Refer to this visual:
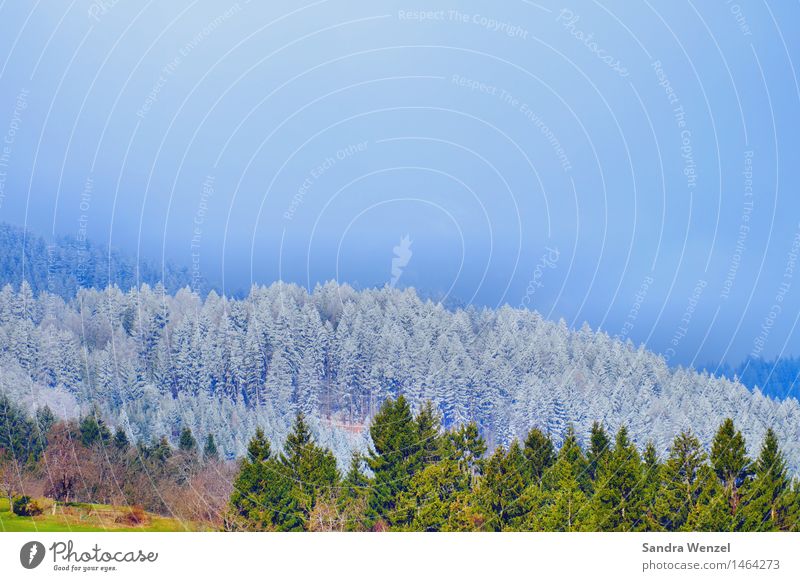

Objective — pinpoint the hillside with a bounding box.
[0,222,192,299]
[0,279,798,473]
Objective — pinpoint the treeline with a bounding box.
[708,356,800,400]
[0,394,233,526]
[4,391,799,532]
[228,396,800,532]
[0,222,192,299]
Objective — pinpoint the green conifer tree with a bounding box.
[587,421,611,482]
[655,430,708,531]
[539,426,590,531]
[279,413,340,530]
[178,426,197,453]
[740,428,794,531]
[477,441,529,530]
[592,426,645,531]
[228,428,293,530]
[710,418,751,523]
[641,442,663,531]
[366,396,420,527]
[522,427,555,486]
[203,433,219,461]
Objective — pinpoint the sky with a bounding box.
[0,0,798,367]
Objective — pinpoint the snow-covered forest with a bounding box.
[1,279,799,473]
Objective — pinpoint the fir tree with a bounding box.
[338,453,370,531]
[228,428,293,530]
[450,421,486,487]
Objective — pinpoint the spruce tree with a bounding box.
[655,430,708,531]
[279,413,340,530]
[522,427,555,485]
[641,442,662,530]
[539,426,590,531]
[710,418,750,523]
[113,427,129,451]
[366,396,420,527]
[203,434,219,461]
[741,428,794,531]
[229,428,293,530]
[587,421,611,482]
[178,426,197,453]
[592,426,645,531]
[338,454,370,531]
[477,441,528,530]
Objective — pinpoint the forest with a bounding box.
[2,393,798,531]
[0,278,798,472]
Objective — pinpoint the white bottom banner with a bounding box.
[1,532,797,580]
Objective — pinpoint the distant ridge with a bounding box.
[0,222,192,298]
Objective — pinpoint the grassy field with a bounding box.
[0,497,205,532]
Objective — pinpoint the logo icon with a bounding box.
[390,235,413,287]
[19,541,46,569]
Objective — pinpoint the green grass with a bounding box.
[0,497,205,532]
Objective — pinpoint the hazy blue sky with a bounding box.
[0,1,798,367]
